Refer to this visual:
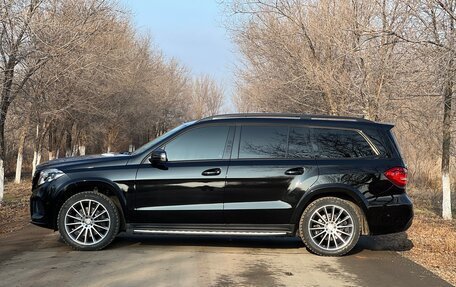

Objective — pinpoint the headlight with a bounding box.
[38,169,65,186]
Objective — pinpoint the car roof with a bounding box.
[196,113,393,129]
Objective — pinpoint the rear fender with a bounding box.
[291,184,369,225]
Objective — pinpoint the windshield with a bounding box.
[131,121,195,155]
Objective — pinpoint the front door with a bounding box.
[134,124,234,224]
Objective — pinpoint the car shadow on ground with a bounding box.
[105,232,413,254]
[349,232,413,255]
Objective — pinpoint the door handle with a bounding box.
[285,167,305,175]
[202,168,222,176]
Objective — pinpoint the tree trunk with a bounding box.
[0,67,14,204]
[48,151,55,161]
[65,130,72,157]
[72,144,78,156]
[36,150,41,166]
[79,145,86,156]
[31,124,40,176]
[441,75,453,220]
[0,159,4,204]
[15,123,28,183]
[32,150,38,176]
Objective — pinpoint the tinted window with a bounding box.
[164,126,229,161]
[363,128,391,158]
[288,127,313,158]
[239,126,288,159]
[313,128,375,158]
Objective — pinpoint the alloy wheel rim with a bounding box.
[308,204,354,251]
[64,199,111,246]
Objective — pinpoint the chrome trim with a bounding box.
[224,201,292,210]
[135,200,292,211]
[133,229,287,236]
[135,203,223,211]
[358,130,380,156]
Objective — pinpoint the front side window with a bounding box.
[313,128,375,159]
[164,126,230,161]
[239,125,288,159]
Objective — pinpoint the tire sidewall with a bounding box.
[299,197,361,256]
[58,191,120,251]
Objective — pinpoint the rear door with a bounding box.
[224,123,318,224]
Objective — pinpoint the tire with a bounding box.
[57,191,120,251]
[299,197,361,256]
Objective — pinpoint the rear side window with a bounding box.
[288,127,313,158]
[313,128,375,159]
[239,126,288,159]
[363,128,391,158]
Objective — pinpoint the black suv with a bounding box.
[30,113,413,256]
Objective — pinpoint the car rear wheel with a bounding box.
[299,197,361,256]
[58,191,120,251]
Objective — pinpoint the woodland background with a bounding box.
[0,0,455,220]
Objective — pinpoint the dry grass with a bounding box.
[399,188,456,285]
[0,182,30,238]
[401,210,456,285]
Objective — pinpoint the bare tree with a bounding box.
[189,75,224,119]
[389,0,455,219]
[0,0,119,203]
[226,0,454,219]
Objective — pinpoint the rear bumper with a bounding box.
[366,193,413,235]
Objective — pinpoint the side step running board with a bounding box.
[133,229,288,236]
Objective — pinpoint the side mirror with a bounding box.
[149,149,168,165]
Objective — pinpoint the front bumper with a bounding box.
[30,183,57,230]
[366,193,413,235]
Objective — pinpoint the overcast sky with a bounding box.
[120,0,237,111]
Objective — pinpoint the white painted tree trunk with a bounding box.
[72,145,78,156]
[79,145,86,156]
[14,152,23,183]
[48,151,55,161]
[56,149,60,159]
[31,149,42,176]
[0,159,4,205]
[442,172,452,220]
[37,151,41,166]
[15,120,28,183]
[32,150,38,176]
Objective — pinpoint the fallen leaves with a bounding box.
[0,182,31,238]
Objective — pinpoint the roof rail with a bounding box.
[198,113,371,123]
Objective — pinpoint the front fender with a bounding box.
[51,178,128,227]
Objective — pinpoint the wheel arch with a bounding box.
[291,184,370,235]
[52,178,127,231]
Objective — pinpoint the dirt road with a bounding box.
[0,224,451,287]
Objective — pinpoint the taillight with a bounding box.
[384,167,407,187]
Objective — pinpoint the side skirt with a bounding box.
[127,223,296,237]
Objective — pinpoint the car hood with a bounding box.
[36,153,131,172]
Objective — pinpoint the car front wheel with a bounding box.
[299,197,361,256]
[57,191,120,251]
